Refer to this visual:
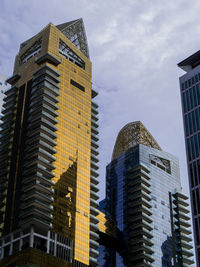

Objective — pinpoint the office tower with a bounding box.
[178,52,200,266]
[0,19,99,267]
[98,121,194,266]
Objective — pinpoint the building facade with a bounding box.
[98,121,194,266]
[178,52,200,266]
[0,19,99,267]
[0,73,9,110]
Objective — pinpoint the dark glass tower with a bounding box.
[97,121,194,266]
[178,52,200,266]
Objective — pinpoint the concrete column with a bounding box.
[0,239,4,260]
[9,233,13,255]
[19,231,23,251]
[47,230,50,254]
[29,226,34,248]
[54,233,57,256]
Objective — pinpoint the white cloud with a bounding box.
[1,0,200,202]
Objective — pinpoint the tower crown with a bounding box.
[56,18,89,58]
[112,121,161,159]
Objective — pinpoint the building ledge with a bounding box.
[6,73,21,85]
[178,50,200,72]
[35,53,61,66]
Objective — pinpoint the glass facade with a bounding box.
[0,19,99,267]
[178,55,200,266]
[98,122,194,266]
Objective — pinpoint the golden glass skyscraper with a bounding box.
[0,19,99,267]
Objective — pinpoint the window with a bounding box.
[70,79,85,92]
[20,38,42,64]
[149,154,171,174]
[59,39,85,69]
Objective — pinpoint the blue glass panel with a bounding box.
[186,90,190,111]
[191,136,196,159]
[188,112,193,135]
[192,77,195,85]
[184,114,189,136]
[193,86,197,107]
[183,92,187,113]
[197,84,200,105]
[187,138,192,161]
[189,89,194,109]
[192,111,197,133]
[195,134,199,157]
[190,164,194,188]
[195,109,200,131]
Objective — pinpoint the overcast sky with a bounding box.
[1,0,200,200]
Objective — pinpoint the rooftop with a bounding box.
[178,50,200,72]
[112,121,161,160]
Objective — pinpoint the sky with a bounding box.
[1,0,200,201]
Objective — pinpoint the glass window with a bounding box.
[192,111,197,132]
[190,163,194,188]
[195,134,199,157]
[193,86,197,107]
[185,80,188,89]
[187,138,192,161]
[191,136,196,159]
[181,83,185,90]
[184,114,189,136]
[194,162,199,186]
[186,90,190,111]
[195,218,199,244]
[183,92,187,113]
[195,74,199,83]
[188,112,193,135]
[197,84,200,105]
[192,76,195,85]
[189,88,194,109]
[189,79,191,87]
[196,109,200,131]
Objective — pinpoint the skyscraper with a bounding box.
[0,19,99,267]
[178,52,200,266]
[98,121,194,266]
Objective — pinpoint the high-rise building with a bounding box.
[98,121,194,266]
[0,19,99,267]
[178,52,200,266]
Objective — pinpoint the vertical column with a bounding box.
[29,226,34,248]
[19,230,23,251]
[54,233,57,256]
[9,233,13,255]
[47,230,50,254]
[0,239,4,260]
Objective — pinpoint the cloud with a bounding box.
[1,0,200,201]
